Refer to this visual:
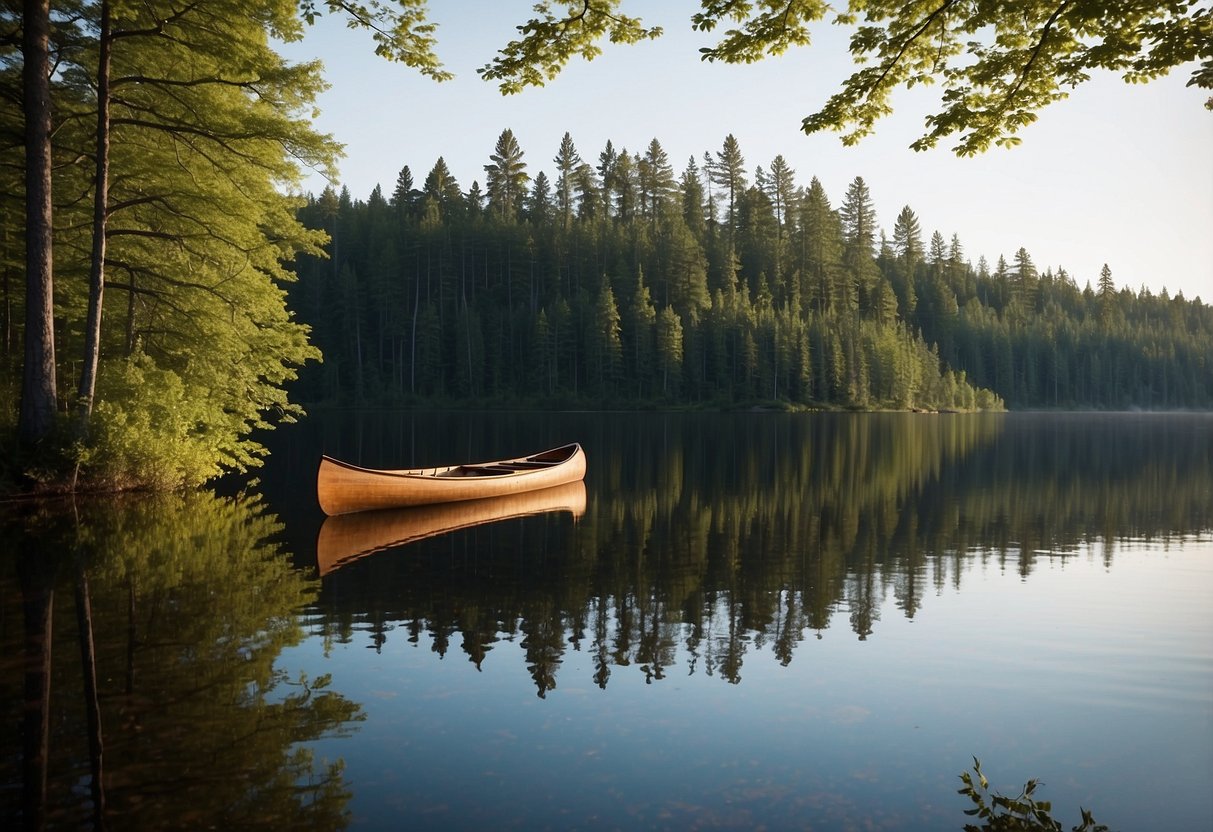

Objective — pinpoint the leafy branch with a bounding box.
[958,758,1110,832]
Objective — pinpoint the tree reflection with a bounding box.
[303,413,1212,695]
[0,494,363,829]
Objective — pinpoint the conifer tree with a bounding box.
[393,166,417,209]
[890,205,921,317]
[597,140,619,219]
[422,157,462,217]
[680,156,707,241]
[655,305,684,396]
[1098,263,1116,328]
[626,267,657,393]
[711,134,747,241]
[553,132,582,230]
[840,176,880,312]
[639,138,676,224]
[797,178,847,315]
[484,128,529,221]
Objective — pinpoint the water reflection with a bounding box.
[317,481,587,575]
[302,413,1213,695]
[0,494,363,829]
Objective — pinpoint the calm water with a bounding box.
[2,412,1211,830]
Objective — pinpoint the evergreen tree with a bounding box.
[680,156,707,240]
[839,176,880,314]
[597,140,619,219]
[798,178,848,315]
[553,131,582,229]
[711,134,747,241]
[655,305,684,396]
[422,157,462,218]
[613,150,638,222]
[527,171,553,225]
[392,165,418,209]
[626,267,657,394]
[1013,246,1038,314]
[484,128,529,221]
[639,138,676,223]
[890,205,921,317]
[1098,263,1116,328]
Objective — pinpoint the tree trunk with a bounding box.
[77,0,112,425]
[124,275,136,355]
[3,216,11,362]
[19,0,57,448]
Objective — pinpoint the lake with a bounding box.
[2,411,1211,830]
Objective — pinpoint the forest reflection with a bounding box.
[308,413,1213,696]
[0,494,362,830]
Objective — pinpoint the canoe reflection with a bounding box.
[316,480,587,575]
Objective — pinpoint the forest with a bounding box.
[290,128,1212,411]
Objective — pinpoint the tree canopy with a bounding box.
[473,1,1211,155]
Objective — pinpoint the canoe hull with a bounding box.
[317,443,586,515]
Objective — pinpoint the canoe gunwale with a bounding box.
[318,442,580,482]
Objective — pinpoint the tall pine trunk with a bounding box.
[19,0,57,448]
[77,0,112,425]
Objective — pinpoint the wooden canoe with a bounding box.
[316,442,586,516]
[316,480,587,575]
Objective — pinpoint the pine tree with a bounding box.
[392,165,417,209]
[422,157,462,218]
[839,176,880,314]
[613,150,638,222]
[766,155,796,231]
[527,171,553,224]
[890,205,921,317]
[1013,246,1038,314]
[655,305,684,396]
[626,267,657,394]
[798,178,848,315]
[553,132,582,230]
[711,134,747,242]
[680,156,707,240]
[597,140,619,219]
[639,138,676,223]
[484,128,529,221]
[1098,263,1116,328]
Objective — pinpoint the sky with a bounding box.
[277,4,1213,303]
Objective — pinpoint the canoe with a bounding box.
[316,480,587,575]
[316,442,586,515]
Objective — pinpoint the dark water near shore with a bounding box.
[3,411,1211,830]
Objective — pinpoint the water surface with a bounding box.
[3,412,1211,830]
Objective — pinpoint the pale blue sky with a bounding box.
[278,4,1213,302]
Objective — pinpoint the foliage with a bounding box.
[478,0,662,94]
[959,758,1110,832]
[290,129,1212,411]
[475,1,1212,155]
[0,1,331,490]
[297,0,451,75]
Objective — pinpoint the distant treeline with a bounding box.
[290,130,1211,410]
